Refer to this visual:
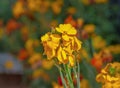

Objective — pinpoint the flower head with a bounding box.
[41,24,82,66]
[56,24,77,35]
[96,62,120,88]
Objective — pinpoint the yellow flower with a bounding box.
[52,82,63,88]
[4,60,14,69]
[96,62,120,88]
[27,0,50,13]
[25,39,35,55]
[107,45,120,54]
[41,24,82,66]
[51,0,63,14]
[83,24,95,34]
[56,24,82,51]
[41,33,61,59]
[33,69,42,79]
[0,28,4,39]
[80,79,91,88]
[81,0,90,5]
[29,53,41,65]
[12,1,25,18]
[95,0,108,4]
[42,59,54,70]
[92,35,106,49]
[56,24,77,35]
[67,7,76,15]
[77,18,84,28]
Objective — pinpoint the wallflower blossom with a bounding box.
[107,45,120,54]
[92,35,106,49]
[95,0,108,4]
[12,1,25,18]
[41,24,82,66]
[27,0,50,13]
[96,62,120,88]
[83,24,95,34]
[51,0,63,14]
[64,15,77,28]
[42,59,54,70]
[32,69,50,81]
[41,33,61,59]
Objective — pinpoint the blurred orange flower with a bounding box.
[83,24,95,34]
[6,19,21,34]
[51,0,63,14]
[27,0,50,13]
[18,49,29,61]
[64,15,77,28]
[12,0,26,18]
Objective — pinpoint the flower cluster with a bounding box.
[41,24,82,66]
[96,62,120,88]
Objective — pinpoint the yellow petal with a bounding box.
[69,55,75,66]
[62,34,70,41]
[74,37,82,51]
[57,47,63,63]
[61,49,67,62]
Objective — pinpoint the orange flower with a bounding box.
[64,15,77,28]
[18,49,29,61]
[51,0,63,14]
[83,24,95,34]
[12,0,25,18]
[6,19,21,34]
[27,0,50,13]
[77,18,84,28]
[91,53,103,72]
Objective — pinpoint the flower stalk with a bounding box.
[41,24,82,88]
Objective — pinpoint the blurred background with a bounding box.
[0,0,120,88]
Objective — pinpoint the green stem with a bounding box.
[73,65,80,88]
[59,68,68,88]
[88,38,94,58]
[77,62,80,88]
[64,64,74,88]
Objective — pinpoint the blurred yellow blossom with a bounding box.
[83,24,95,34]
[21,26,29,41]
[27,0,50,13]
[77,18,84,28]
[95,0,108,4]
[25,39,35,55]
[80,79,91,88]
[33,69,50,81]
[42,59,54,70]
[92,35,106,49]
[4,60,14,69]
[33,69,43,79]
[51,0,63,14]
[12,1,25,18]
[0,28,4,39]
[67,7,76,15]
[96,62,120,88]
[81,0,91,5]
[29,53,41,65]
[107,45,120,54]
[50,20,58,28]
[52,82,63,88]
